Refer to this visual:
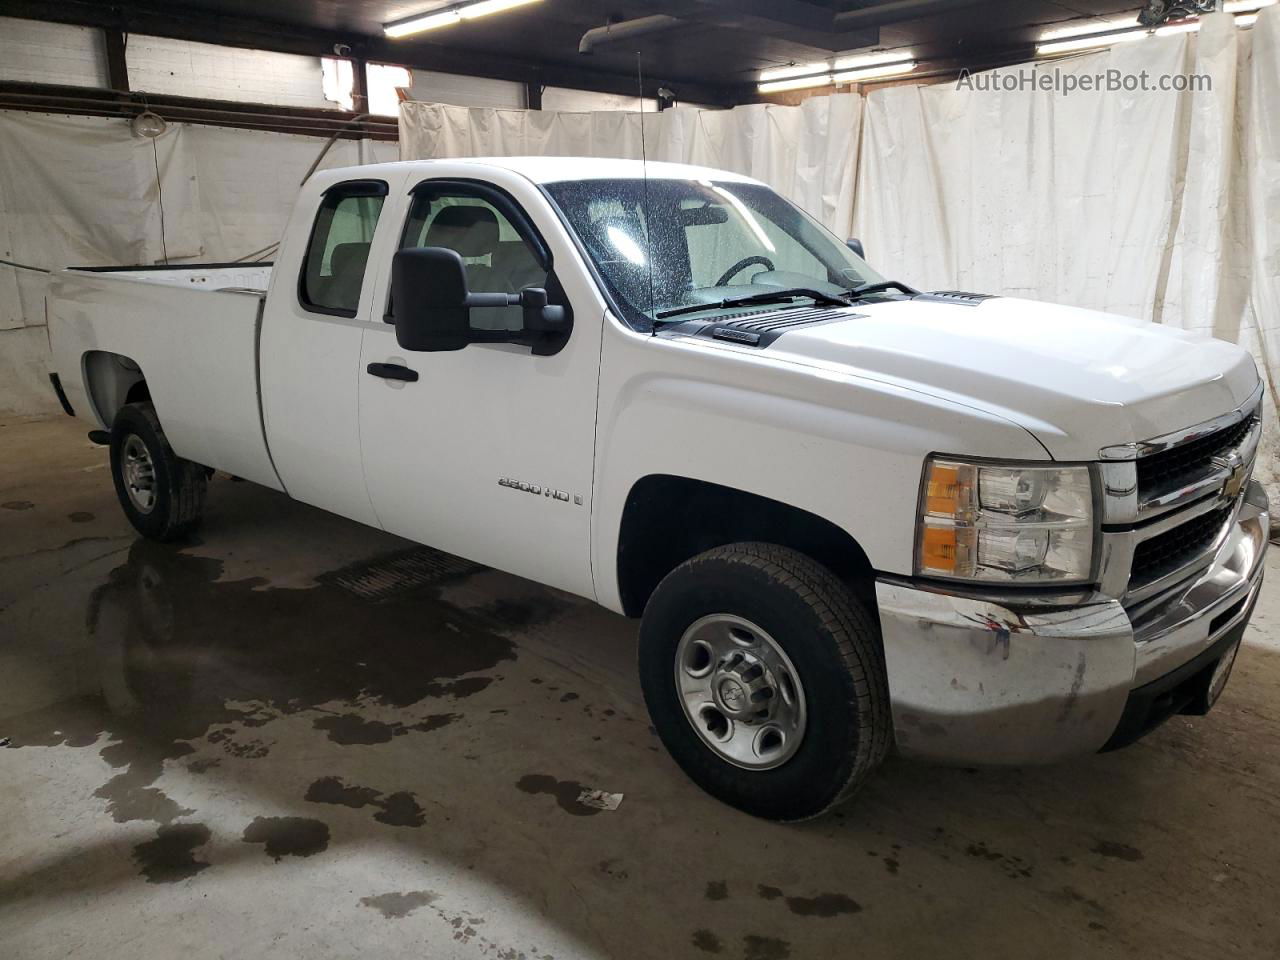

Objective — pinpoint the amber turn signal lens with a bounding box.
[925,463,961,516]
[920,524,957,573]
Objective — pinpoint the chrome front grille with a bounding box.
[1129,504,1233,589]
[1096,382,1263,606]
[1136,415,1256,502]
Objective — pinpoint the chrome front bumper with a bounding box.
[875,481,1269,764]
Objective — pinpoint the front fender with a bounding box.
[591,321,1048,613]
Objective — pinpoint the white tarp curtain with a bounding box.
[397,96,863,241]
[852,9,1280,496]
[0,111,395,413]
[4,3,1279,479]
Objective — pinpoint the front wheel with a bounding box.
[109,402,207,542]
[639,543,891,821]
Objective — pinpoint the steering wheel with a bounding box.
[715,256,775,287]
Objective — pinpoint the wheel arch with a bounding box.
[615,474,877,618]
[83,350,150,428]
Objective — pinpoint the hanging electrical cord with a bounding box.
[219,112,375,262]
[149,134,170,264]
[299,113,373,186]
[231,241,280,263]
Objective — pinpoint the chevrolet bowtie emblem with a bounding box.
[1214,451,1248,500]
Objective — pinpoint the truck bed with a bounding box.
[71,262,273,292]
[47,263,283,491]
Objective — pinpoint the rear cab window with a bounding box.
[299,179,388,317]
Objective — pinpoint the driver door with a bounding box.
[356,178,602,600]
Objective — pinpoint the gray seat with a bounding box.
[491,239,545,293]
[423,205,500,292]
[326,241,370,312]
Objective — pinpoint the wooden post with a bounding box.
[103,28,129,92]
[352,58,369,114]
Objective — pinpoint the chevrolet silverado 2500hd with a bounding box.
[46,157,1268,821]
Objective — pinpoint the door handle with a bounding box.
[367,362,419,382]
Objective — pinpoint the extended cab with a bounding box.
[46,157,1269,820]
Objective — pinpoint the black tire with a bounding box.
[639,543,891,821]
[109,402,207,542]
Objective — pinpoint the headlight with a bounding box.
[916,458,1095,584]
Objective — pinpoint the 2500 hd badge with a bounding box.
[498,476,582,505]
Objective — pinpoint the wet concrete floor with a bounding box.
[3,415,1280,959]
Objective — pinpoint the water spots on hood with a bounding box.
[2,500,34,510]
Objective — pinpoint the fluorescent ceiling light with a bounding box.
[1036,1,1271,53]
[385,9,460,36]
[460,0,541,19]
[758,74,837,93]
[1039,15,1139,42]
[758,58,917,93]
[759,49,913,84]
[832,49,915,71]
[1036,29,1148,56]
[384,0,540,37]
[758,61,830,82]
[831,60,917,84]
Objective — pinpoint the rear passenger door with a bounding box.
[260,178,391,526]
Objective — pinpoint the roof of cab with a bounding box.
[315,156,763,187]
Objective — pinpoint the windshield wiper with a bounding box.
[844,279,920,300]
[653,287,851,323]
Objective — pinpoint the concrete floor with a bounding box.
[3,416,1280,960]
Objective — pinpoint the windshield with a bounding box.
[543,178,885,331]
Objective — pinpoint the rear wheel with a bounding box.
[109,402,206,542]
[639,542,890,821]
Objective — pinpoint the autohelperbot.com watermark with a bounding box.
[957,66,1212,96]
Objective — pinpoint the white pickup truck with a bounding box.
[46,157,1268,821]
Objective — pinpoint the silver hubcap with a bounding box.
[674,614,807,770]
[121,435,156,514]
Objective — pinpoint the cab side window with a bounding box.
[398,191,547,331]
[300,182,387,316]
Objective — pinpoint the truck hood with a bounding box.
[763,296,1260,461]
